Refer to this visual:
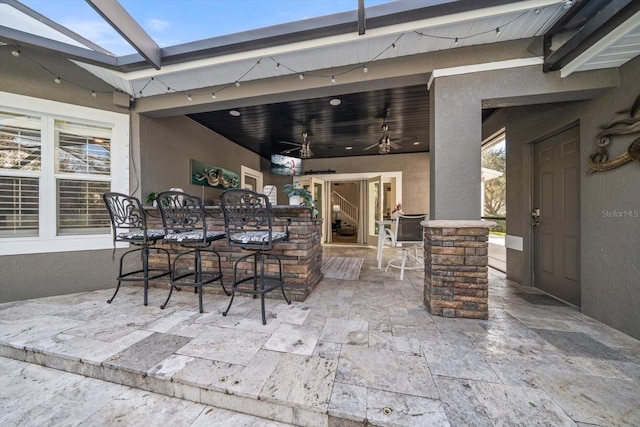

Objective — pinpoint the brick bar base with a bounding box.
[145,206,323,302]
[423,220,496,320]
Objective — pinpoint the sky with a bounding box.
[20,0,394,56]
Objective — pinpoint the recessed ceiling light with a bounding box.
[229,110,240,117]
[329,98,341,106]
[345,146,352,150]
[413,141,420,146]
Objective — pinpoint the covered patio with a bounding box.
[1,246,639,426]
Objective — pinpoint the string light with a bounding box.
[564,0,573,9]
[19,6,530,103]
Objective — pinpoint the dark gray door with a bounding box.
[532,126,580,305]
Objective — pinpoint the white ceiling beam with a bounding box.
[101,0,561,81]
[85,0,160,70]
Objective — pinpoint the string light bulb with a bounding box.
[11,50,20,57]
[454,37,459,47]
[299,73,304,80]
[275,62,280,69]
[235,81,241,87]
[187,94,193,101]
[331,75,336,84]
[211,92,216,99]
[392,43,397,50]
[363,65,368,73]
[54,77,61,84]
[564,0,573,9]
[495,27,501,37]
[91,91,97,98]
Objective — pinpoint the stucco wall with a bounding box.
[304,152,429,215]
[0,46,132,303]
[136,114,268,205]
[579,57,640,339]
[0,46,127,114]
[482,56,640,339]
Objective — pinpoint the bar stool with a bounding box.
[219,188,291,324]
[102,192,171,306]
[156,190,229,313]
[385,214,428,280]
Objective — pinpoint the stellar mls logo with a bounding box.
[601,209,639,218]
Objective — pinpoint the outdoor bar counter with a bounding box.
[145,205,323,302]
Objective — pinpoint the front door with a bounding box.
[532,126,580,305]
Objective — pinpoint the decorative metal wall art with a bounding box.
[588,94,640,173]
[190,159,240,189]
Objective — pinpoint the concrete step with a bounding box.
[0,356,296,426]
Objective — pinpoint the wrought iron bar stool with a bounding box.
[156,190,229,313]
[103,192,171,306]
[219,189,291,325]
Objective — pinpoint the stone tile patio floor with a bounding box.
[1,245,639,426]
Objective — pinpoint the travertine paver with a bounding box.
[0,245,639,426]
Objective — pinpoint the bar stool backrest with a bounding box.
[394,214,428,244]
[219,189,285,251]
[156,190,210,247]
[103,192,158,245]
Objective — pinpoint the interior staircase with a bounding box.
[332,191,358,226]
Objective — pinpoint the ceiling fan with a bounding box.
[364,124,402,154]
[279,131,313,158]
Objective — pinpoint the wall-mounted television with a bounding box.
[271,153,302,176]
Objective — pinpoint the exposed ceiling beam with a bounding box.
[85,0,161,70]
[1,0,113,55]
[358,0,366,35]
[543,0,640,72]
[0,26,118,66]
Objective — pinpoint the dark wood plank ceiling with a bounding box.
[187,85,430,159]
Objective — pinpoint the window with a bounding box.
[0,111,41,237]
[0,92,129,255]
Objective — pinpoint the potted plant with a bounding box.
[283,183,318,217]
[145,192,159,206]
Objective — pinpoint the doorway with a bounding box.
[532,126,580,306]
[298,172,402,246]
[331,181,360,244]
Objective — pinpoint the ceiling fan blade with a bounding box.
[389,141,402,150]
[279,141,302,146]
[363,143,378,150]
[281,147,300,154]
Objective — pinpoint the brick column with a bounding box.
[423,220,495,319]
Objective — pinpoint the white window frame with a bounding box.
[241,165,263,192]
[0,92,129,256]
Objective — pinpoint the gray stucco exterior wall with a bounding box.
[481,57,640,339]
